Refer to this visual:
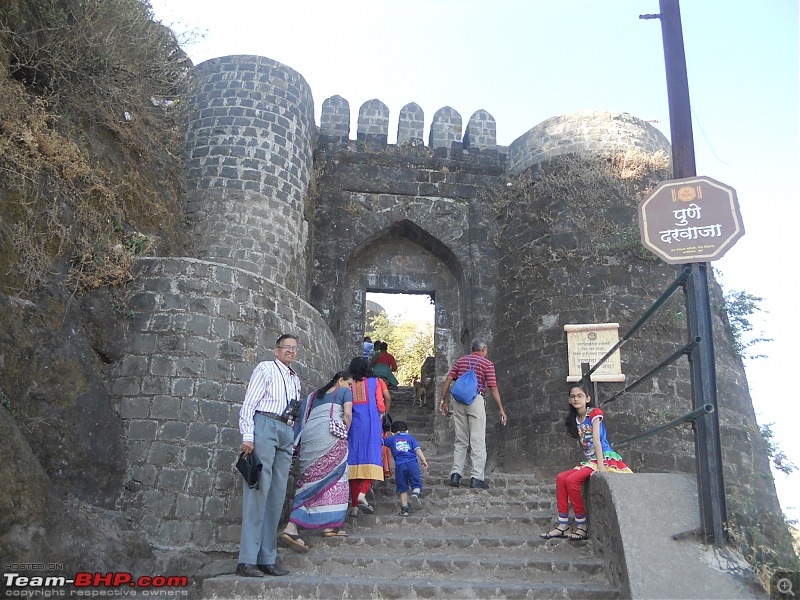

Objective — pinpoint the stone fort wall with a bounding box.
[107,54,784,556]
[182,56,315,296]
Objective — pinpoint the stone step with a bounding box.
[386,413,434,424]
[389,400,435,409]
[389,474,556,492]
[366,497,556,518]
[369,484,556,506]
[373,494,554,513]
[423,481,555,496]
[387,415,432,425]
[345,512,556,534]
[424,472,558,489]
[202,573,619,599]
[276,551,606,582]
[292,533,594,560]
[367,492,556,515]
[388,404,435,413]
[388,425,433,436]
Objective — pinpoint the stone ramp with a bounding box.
[200,387,620,599]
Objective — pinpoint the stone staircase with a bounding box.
[200,386,620,599]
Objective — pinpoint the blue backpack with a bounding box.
[450,356,482,405]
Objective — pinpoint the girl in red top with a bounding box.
[372,342,399,388]
[540,383,631,541]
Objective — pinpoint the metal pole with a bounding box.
[655,0,727,545]
[658,0,696,178]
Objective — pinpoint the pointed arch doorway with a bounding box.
[341,220,467,396]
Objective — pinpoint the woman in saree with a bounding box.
[347,357,391,517]
[279,371,353,552]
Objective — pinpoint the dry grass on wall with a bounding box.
[492,149,671,257]
[0,0,191,298]
[486,150,671,302]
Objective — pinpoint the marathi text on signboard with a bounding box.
[564,323,625,383]
[638,176,744,265]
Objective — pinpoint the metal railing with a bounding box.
[615,404,713,447]
[583,266,692,400]
[578,264,727,546]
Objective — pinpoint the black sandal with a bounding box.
[568,526,588,541]
[540,525,570,539]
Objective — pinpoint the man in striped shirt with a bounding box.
[236,334,302,578]
[439,337,507,490]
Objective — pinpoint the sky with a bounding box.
[149,0,800,523]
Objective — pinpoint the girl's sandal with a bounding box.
[568,526,589,541]
[540,525,570,539]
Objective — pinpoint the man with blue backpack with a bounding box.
[438,337,507,489]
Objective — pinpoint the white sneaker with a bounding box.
[411,492,423,508]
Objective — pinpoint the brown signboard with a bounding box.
[638,176,745,264]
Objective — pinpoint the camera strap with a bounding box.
[274,360,301,412]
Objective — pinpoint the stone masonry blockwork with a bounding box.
[114,257,340,551]
[183,55,315,294]
[105,53,787,558]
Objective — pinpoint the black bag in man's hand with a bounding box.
[236,451,262,489]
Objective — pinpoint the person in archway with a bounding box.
[371,341,399,389]
[363,336,374,359]
[439,337,507,489]
[369,340,381,364]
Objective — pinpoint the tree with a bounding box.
[721,290,772,360]
[366,311,434,386]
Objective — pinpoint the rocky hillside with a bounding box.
[0,0,207,585]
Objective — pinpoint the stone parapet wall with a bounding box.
[112,257,340,551]
[183,55,315,293]
[507,111,671,175]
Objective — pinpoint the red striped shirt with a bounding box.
[448,352,497,394]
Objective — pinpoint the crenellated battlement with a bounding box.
[319,96,502,160]
[318,95,669,170]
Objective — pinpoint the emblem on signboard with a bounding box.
[674,185,700,202]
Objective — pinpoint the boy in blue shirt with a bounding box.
[383,421,428,516]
